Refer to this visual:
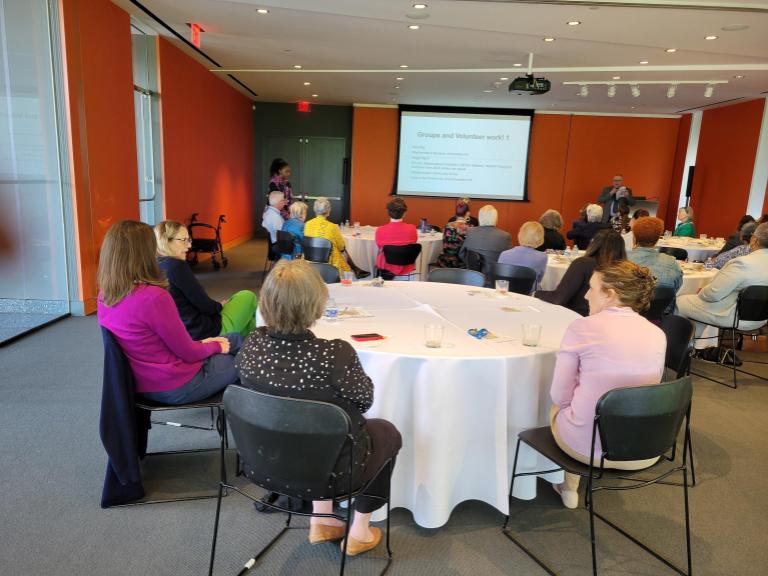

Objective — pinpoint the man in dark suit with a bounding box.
[597,175,635,223]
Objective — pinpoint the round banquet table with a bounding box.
[310,281,580,528]
[656,237,725,262]
[342,226,443,279]
[540,254,717,296]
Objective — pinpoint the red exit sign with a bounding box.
[189,23,203,48]
[297,101,311,113]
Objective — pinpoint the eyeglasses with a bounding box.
[172,237,192,244]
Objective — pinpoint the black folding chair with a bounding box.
[276,230,297,259]
[503,376,693,576]
[302,236,333,263]
[427,268,485,287]
[378,243,422,281]
[490,263,537,295]
[659,247,689,261]
[464,250,484,274]
[660,315,697,486]
[641,285,677,322]
[101,328,231,506]
[209,386,394,576]
[691,285,768,389]
[261,228,280,287]
[311,262,341,284]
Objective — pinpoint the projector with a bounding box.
[508,75,551,96]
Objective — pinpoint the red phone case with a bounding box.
[351,333,385,342]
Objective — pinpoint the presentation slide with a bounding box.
[395,108,533,201]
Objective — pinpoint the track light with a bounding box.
[630,84,640,97]
[579,84,589,97]
[607,84,616,98]
[667,84,677,98]
[704,84,714,97]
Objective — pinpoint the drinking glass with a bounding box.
[353,222,361,236]
[341,271,354,286]
[424,324,444,348]
[495,279,509,295]
[521,323,542,347]
[700,234,707,240]
[325,298,339,321]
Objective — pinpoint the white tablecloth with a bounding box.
[342,226,443,279]
[540,254,717,295]
[656,238,724,262]
[309,281,580,528]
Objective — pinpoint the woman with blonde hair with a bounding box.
[281,201,308,259]
[548,260,665,509]
[98,221,242,405]
[155,220,257,339]
[236,260,402,556]
[497,221,548,288]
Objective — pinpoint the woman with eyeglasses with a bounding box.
[155,220,257,339]
[98,220,242,406]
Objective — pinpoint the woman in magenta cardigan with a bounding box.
[549,260,666,509]
[97,220,242,405]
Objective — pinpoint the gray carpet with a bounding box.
[1,240,767,575]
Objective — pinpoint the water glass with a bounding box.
[521,323,542,347]
[700,233,708,240]
[353,222,361,236]
[495,279,509,295]
[424,324,444,348]
[663,230,672,239]
[341,271,354,286]
[325,298,339,320]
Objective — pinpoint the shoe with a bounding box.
[552,483,579,509]
[341,527,382,556]
[309,523,346,544]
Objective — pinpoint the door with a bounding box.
[302,137,347,223]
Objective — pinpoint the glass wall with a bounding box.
[0,0,70,342]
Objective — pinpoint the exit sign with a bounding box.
[189,23,203,48]
[297,101,311,113]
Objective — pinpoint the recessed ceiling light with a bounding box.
[483,90,493,93]
[303,82,311,86]
[400,64,409,68]
[665,48,677,53]
[293,65,302,69]
[705,35,718,40]
[408,25,420,30]
[734,74,745,79]
[567,21,581,26]
[312,94,318,98]
[612,75,621,80]
[639,60,649,64]
[256,8,269,15]
[500,77,509,81]
[413,3,427,8]
[543,37,555,42]
[513,63,522,67]
[396,77,404,81]
[394,85,400,89]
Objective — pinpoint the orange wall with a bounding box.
[60,0,139,312]
[690,99,764,238]
[351,107,682,240]
[157,39,254,243]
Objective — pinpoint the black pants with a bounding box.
[352,418,402,514]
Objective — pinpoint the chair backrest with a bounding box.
[737,285,768,323]
[596,376,692,462]
[641,285,677,322]
[660,315,694,378]
[659,247,688,261]
[301,236,332,263]
[428,268,485,287]
[262,227,279,261]
[382,243,422,266]
[223,385,351,500]
[276,230,296,256]
[464,250,484,273]
[489,262,537,295]
[310,262,341,284]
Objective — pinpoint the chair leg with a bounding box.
[683,467,693,576]
[207,481,225,576]
[385,460,393,559]
[339,496,353,576]
[588,476,598,576]
[732,328,738,389]
[502,438,521,530]
[688,435,697,487]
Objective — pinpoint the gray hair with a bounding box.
[585,204,603,223]
[268,191,284,207]
[539,209,563,230]
[754,222,768,249]
[478,205,498,227]
[740,222,757,243]
[313,197,331,216]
